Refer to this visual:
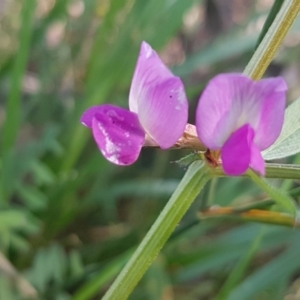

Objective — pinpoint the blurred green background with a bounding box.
[1,0,300,299]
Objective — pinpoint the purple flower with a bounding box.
[196,73,287,176]
[81,41,188,165]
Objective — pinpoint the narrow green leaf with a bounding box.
[263,98,300,160]
[174,225,263,283]
[247,169,296,215]
[254,0,284,50]
[244,0,300,79]
[216,229,265,300]
[1,0,36,154]
[228,240,300,300]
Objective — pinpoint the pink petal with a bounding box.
[129,41,173,114]
[81,106,102,128]
[137,77,188,148]
[129,41,188,149]
[196,74,286,150]
[250,143,265,175]
[221,124,254,176]
[83,105,145,165]
[253,77,287,150]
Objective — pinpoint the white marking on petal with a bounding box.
[107,109,124,121]
[98,123,121,163]
[177,87,186,104]
[234,95,261,131]
[107,154,120,164]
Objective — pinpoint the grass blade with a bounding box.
[1,0,36,154]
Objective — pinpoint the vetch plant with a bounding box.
[4,1,300,299]
[81,41,188,165]
[79,1,300,299]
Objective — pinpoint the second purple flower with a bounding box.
[196,73,287,176]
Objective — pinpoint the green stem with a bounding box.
[244,0,300,80]
[102,161,211,300]
[281,155,300,190]
[266,163,300,180]
[199,208,299,228]
[212,163,300,180]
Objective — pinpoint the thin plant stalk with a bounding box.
[244,0,300,80]
[212,163,300,180]
[102,162,211,300]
